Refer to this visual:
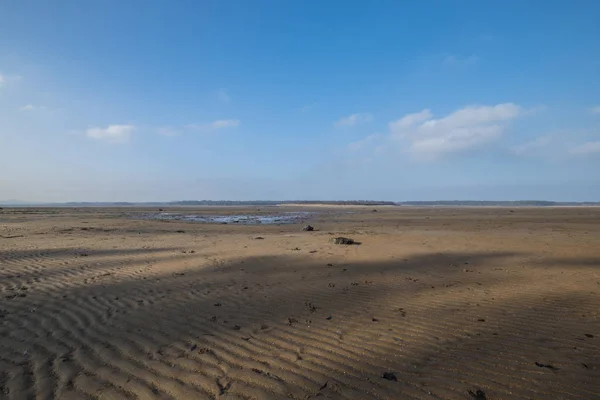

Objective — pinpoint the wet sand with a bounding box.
[1,206,599,399]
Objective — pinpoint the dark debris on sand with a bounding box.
[382,372,397,381]
[468,389,487,399]
[535,362,560,371]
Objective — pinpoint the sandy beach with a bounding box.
[1,206,599,399]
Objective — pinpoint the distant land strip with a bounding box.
[1,200,600,207]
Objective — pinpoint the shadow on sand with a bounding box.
[1,248,599,399]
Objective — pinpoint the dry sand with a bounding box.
[1,206,599,400]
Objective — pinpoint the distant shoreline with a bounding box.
[2,200,600,208]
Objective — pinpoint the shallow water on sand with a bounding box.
[139,211,314,224]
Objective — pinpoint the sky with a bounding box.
[1,0,600,202]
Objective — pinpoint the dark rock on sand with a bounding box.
[382,372,397,381]
[468,389,487,399]
[331,237,354,245]
[303,225,315,231]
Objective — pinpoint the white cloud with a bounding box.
[335,113,373,127]
[442,54,479,67]
[346,134,382,152]
[0,72,22,87]
[19,104,46,111]
[410,125,503,157]
[390,103,524,159]
[389,109,432,132]
[210,119,239,129]
[86,124,135,143]
[186,119,240,131]
[217,88,230,103]
[420,103,521,131]
[590,106,600,115]
[570,141,600,156]
[513,131,600,159]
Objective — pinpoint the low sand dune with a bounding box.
[1,207,599,399]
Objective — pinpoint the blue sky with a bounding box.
[1,1,599,202]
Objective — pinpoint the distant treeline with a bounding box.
[171,200,396,206]
[288,200,396,205]
[2,200,396,207]
[397,201,600,206]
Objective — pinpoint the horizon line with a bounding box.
[2,200,600,206]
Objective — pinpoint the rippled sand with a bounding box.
[1,206,599,399]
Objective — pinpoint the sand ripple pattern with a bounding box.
[1,210,600,400]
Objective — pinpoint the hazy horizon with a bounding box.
[2,2,599,202]
[2,197,600,206]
